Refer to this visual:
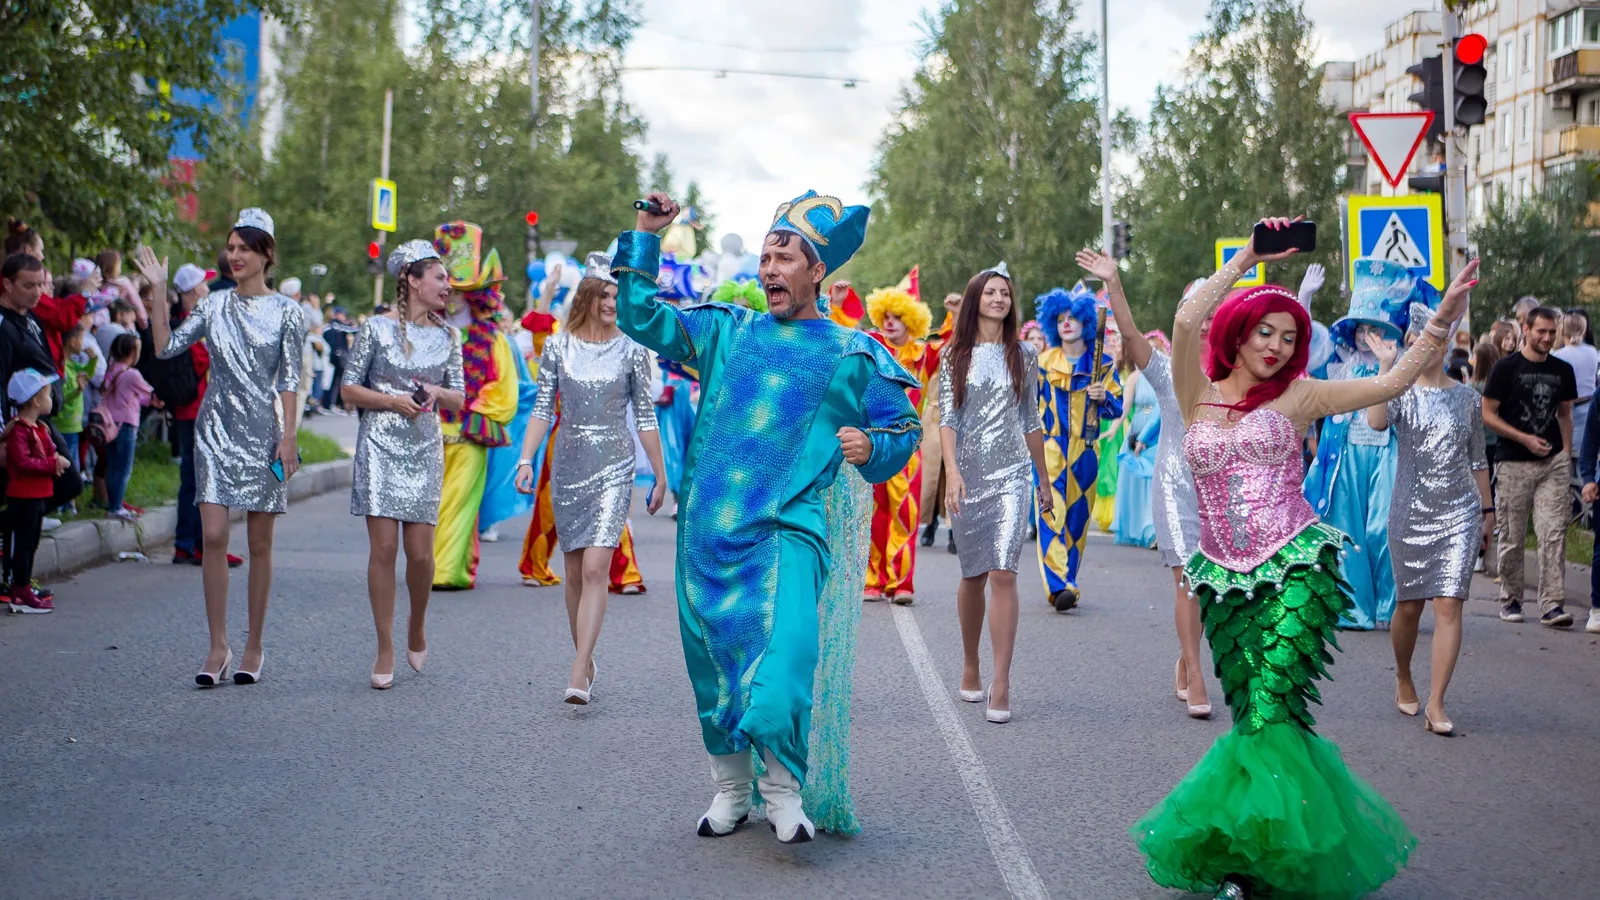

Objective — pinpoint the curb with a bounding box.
[35,459,353,580]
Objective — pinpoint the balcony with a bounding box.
[1548,49,1600,95]
[1544,124,1600,163]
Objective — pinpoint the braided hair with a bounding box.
[394,258,445,355]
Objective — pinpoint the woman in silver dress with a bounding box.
[1368,318,1491,736]
[340,240,465,690]
[140,209,305,688]
[939,265,1053,724]
[515,254,667,705]
[1077,250,1212,719]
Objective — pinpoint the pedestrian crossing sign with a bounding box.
[370,178,398,233]
[1345,194,1443,290]
[1215,238,1265,287]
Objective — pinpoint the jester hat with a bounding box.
[433,221,505,293]
[865,286,931,340]
[1036,283,1099,349]
[768,190,871,277]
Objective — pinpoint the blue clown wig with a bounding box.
[1036,283,1099,349]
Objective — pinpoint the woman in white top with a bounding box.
[1554,310,1599,454]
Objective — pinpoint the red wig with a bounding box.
[1204,284,1311,412]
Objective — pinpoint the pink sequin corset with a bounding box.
[1183,408,1318,572]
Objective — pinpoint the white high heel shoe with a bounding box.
[564,660,595,705]
[407,647,427,673]
[697,752,754,837]
[195,648,232,687]
[758,749,815,844]
[958,687,984,703]
[232,650,264,685]
[371,669,394,690]
[983,687,1011,724]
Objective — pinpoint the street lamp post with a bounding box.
[1100,0,1113,255]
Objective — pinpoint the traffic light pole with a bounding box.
[374,88,393,310]
[1099,0,1113,255]
[1439,12,1468,281]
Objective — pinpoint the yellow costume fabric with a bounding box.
[433,332,518,589]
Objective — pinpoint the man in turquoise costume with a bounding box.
[613,191,922,844]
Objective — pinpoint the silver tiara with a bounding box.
[982,260,1010,279]
[583,252,618,286]
[387,239,441,277]
[233,207,275,237]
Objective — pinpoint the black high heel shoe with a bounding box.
[919,520,938,548]
[946,531,957,555]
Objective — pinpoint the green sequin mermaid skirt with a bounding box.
[1131,523,1416,898]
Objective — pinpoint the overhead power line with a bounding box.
[620,65,865,85]
[634,25,915,55]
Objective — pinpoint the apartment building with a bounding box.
[1321,2,1600,221]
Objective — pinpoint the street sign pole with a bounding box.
[374,88,392,310]
[1440,10,1468,283]
[1099,0,1113,255]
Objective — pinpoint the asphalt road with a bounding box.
[3,480,1597,899]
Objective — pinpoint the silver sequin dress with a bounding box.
[529,331,659,551]
[939,342,1043,577]
[1387,382,1488,601]
[1140,351,1202,568]
[160,288,305,514]
[343,316,465,524]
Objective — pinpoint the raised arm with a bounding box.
[611,193,720,364]
[1076,249,1148,369]
[1289,259,1479,424]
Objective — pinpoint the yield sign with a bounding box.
[1348,112,1435,187]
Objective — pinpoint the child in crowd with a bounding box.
[57,323,98,507]
[5,369,68,613]
[101,333,155,522]
[95,299,138,359]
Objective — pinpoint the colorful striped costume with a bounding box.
[1035,346,1122,603]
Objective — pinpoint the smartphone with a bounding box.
[1252,220,1317,255]
[411,384,430,406]
[269,452,303,482]
[632,198,667,215]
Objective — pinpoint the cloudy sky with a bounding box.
[623,0,1425,241]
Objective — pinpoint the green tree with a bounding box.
[1469,164,1600,333]
[647,153,675,195]
[1120,0,1347,331]
[1,0,292,255]
[683,180,715,258]
[854,0,1103,313]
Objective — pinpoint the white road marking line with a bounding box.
[891,604,1051,900]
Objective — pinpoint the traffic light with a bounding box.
[1111,221,1131,260]
[1406,55,1445,141]
[1453,33,1489,127]
[366,241,382,276]
[1407,173,1444,194]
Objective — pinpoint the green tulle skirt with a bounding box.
[1132,524,1416,898]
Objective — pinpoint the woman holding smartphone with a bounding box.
[515,254,667,705]
[340,240,465,689]
[139,208,306,687]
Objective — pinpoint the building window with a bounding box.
[1519,103,1531,143]
[1588,9,1600,44]
[1519,176,1531,200]
[1500,110,1513,149]
[1522,31,1532,73]
[1586,97,1600,126]
[1501,38,1515,79]
[1552,14,1568,54]
[1473,183,1486,218]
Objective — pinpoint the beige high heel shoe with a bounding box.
[371,669,394,690]
[1395,685,1420,717]
[196,648,232,687]
[1175,658,1189,702]
[407,647,427,673]
[1424,710,1455,736]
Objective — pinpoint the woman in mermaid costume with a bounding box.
[1132,218,1479,900]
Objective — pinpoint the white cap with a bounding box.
[233,207,275,237]
[174,264,207,294]
[279,277,302,297]
[7,368,60,406]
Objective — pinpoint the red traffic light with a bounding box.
[525,211,539,227]
[1456,33,1487,66]
[367,241,381,259]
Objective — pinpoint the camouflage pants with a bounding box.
[1495,453,1570,613]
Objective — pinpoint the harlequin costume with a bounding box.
[1302,259,1409,629]
[1132,265,1426,900]
[1034,285,1122,611]
[430,222,519,590]
[611,191,921,843]
[517,301,647,593]
[862,285,938,604]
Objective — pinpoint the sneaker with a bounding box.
[41,516,62,532]
[1540,607,1574,628]
[227,553,244,568]
[1500,601,1525,623]
[123,504,145,516]
[172,549,202,566]
[108,509,139,523]
[30,582,52,601]
[1587,609,1600,634]
[9,587,54,614]
[479,525,500,543]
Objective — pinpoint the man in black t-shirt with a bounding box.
[1483,306,1578,627]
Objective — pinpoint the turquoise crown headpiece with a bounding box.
[1331,258,1417,351]
[768,190,871,278]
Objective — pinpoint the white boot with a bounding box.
[697,752,754,837]
[758,749,815,844]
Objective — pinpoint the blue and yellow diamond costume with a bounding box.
[1034,286,1122,605]
[611,193,921,831]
